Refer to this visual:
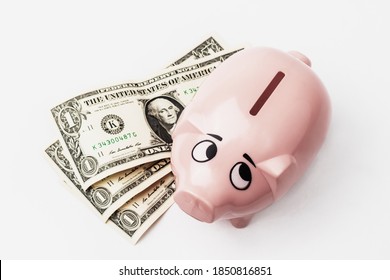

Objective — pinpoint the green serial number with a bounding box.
[92,132,137,150]
[183,87,198,95]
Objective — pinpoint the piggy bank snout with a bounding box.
[174,191,215,223]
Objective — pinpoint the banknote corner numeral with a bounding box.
[80,156,99,178]
[92,187,112,209]
[58,106,82,135]
[120,210,141,231]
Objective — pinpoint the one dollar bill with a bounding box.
[45,140,175,244]
[51,47,242,190]
[45,140,171,222]
[169,36,225,66]
[46,36,236,243]
[109,173,176,244]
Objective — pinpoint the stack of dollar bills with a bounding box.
[45,36,243,244]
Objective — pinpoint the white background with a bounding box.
[1,0,389,260]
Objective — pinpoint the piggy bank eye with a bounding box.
[192,140,217,162]
[230,162,252,190]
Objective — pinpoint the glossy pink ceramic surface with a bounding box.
[171,47,331,228]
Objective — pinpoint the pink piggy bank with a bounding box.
[171,47,331,228]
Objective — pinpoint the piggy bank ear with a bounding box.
[256,154,297,199]
[173,113,204,136]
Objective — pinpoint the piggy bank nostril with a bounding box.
[197,199,211,214]
[174,191,197,209]
[174,191,214,223]
[181,193,195,205]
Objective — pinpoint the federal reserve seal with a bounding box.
[101,114,124,135]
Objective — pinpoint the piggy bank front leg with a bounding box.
[229,214,255,228]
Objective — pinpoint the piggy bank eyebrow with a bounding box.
[207,133,223,141]
[243,153,255,167]
[249,71,285,116]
